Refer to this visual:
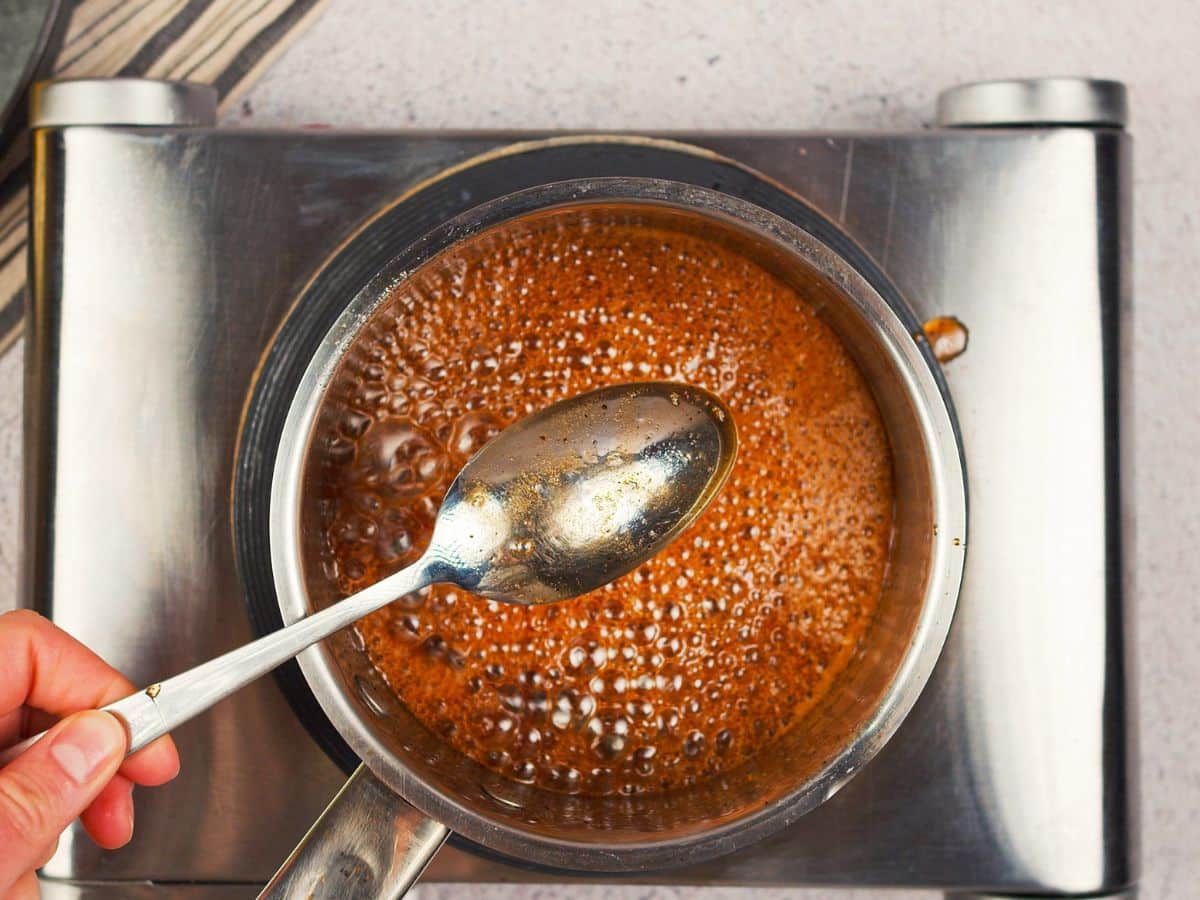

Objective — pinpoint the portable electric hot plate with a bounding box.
[21,77,1136,899]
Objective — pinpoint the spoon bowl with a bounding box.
[427,381,736,604]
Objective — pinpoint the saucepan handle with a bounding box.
[259,763,449,900]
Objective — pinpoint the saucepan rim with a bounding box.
[269,176,967,871]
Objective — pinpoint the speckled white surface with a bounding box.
[2,1,1196,897]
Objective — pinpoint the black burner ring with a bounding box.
[232,140,939,847]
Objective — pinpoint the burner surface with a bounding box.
[23,78,1134,899]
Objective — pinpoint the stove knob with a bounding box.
[30,78,217,129]
[936,77,1127,128]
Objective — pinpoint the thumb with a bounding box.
[0,711,127,890]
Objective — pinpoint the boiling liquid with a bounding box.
[311,217,894,796]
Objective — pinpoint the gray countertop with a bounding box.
[3,1,1197,897]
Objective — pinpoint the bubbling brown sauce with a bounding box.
[311,213,894,797]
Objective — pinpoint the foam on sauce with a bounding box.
[311,215,894,796]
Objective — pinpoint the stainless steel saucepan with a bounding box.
[262,178,967,898]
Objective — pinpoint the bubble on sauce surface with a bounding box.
[313,217,894,796]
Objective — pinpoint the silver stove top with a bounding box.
[22,78,1136,898]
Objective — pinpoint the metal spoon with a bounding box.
[1,381,736,764]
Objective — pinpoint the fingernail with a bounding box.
[49,713,125,784]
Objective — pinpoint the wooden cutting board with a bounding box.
[0,0,328,356]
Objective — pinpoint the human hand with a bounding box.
[0,610,181,898]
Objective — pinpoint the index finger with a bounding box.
[0,610,180,786]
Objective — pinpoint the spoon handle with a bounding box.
[0,562,432,766]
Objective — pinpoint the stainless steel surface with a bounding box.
[936,76,1128,127]
[29,77,217,128]
[24,78,1134,896]
[261,764,449,900]
[273,178,966,875]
